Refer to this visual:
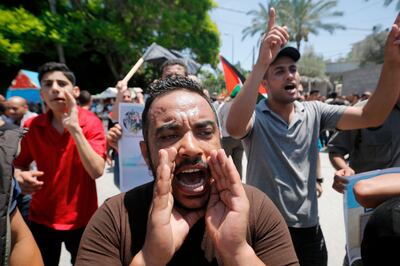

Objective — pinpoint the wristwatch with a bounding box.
[316,177,324,183]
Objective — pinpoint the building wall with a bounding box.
[342,64,382,95]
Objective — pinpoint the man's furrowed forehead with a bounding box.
[148,90,217,129]
[154,119,217,136]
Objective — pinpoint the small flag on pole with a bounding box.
[219,55,267,96]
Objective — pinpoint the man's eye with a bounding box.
[198,130,213,137]
[159,134,179,140]
[58,81,67,87]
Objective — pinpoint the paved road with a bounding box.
[60,151,346,266]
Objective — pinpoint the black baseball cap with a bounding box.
[273,46,301,63]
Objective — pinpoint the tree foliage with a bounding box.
[242,0,345,50]
[0,0,220,93]
[297,45,326,78]
[199,68,226,94]
[0,7,46,65]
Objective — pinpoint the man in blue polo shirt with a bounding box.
[226,8,400,266]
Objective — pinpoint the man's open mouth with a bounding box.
[174,166,209,194]
[284,83,297,91]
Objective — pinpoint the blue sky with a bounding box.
[210,0,398,70]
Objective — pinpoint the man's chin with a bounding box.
[173,192,210,212]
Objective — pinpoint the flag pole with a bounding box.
[121,58,144,83]
[121,43,156,83]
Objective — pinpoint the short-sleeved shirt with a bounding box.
[328,101,400,173]
[243,99,346,228]
[76,182,299,266]
[13,107,106,230]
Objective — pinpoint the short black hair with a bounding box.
[77,90,92,105]
[310,90,320,95]
[160,59,188,77]
[38,62,76,86]
[142,76,217,142]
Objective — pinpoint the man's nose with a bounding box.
[286,70,295,80]
[178,132,203,158]
[50,81,62,93]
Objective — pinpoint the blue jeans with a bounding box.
[289,224,328,266]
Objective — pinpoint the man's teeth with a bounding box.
[178,177,205,188]
[180,169,201,174]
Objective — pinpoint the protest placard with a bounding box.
[118,103,151,192]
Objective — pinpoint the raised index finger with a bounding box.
[267,7,276,32]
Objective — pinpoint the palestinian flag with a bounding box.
[219,55,267,96]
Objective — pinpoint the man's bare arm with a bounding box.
[111,81,129,121]
[10,209,43,266]
[353,173,400,208]
[328,153,354,193]
[63,91,105,179]
[226,8,289,139]
[329,153,349,171]
[336,15,400,130]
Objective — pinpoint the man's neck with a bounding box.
[50,111,65,134]
[266,99,296,124]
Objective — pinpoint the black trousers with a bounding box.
[289,224,328,266]
[30,222,85,266]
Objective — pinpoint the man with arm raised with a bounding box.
[226,8,400,266]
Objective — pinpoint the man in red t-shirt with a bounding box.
[13,62,106,265]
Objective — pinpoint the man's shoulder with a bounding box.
[78,107,103,128]
[0,122,18,131]
[101,182,153,209]
[243,183,275,209]
[124,182,154,206]
[23,112,47,128]
[102,192,126,210]
[79,107,101,120]
[301,100,324,110]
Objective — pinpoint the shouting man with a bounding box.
[76,76,299,266]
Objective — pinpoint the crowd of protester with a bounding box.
[1,7,400,266]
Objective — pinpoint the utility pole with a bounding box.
[252,46,255,67]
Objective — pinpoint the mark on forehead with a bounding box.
[177,107,199,119]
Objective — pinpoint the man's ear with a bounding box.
[140,141,150,167]
[72,86,80,98]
